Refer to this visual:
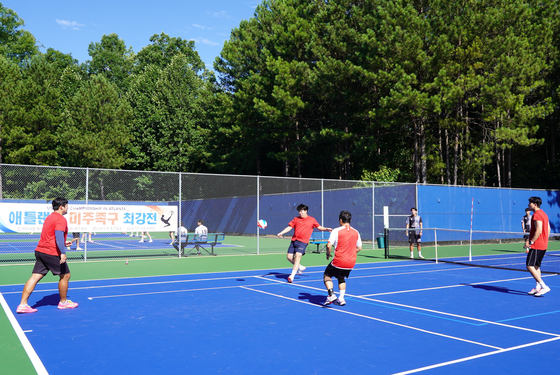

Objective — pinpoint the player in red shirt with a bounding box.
[277,204,332,283]
[323,210,362,306]
[525,196,551,297]
[17,198,79,313]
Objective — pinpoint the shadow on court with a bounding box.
[463,284,527,295]
[31,293,61,308]
[297,292,327,305]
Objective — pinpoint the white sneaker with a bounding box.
[335,298,346,306]
[149,239,153,243]
[535,287,551,297]
[297,266,306,275]
[323,294,338,306]
[410,253,414,259]
[139,240,144,243]
[418,254,425,259]
[528,288,540,295]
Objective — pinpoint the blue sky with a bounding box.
[4,0,260,70]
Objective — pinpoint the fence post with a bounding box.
[321,179,324,227]
[372,181,375,250]
[257,175,260,255]
[84,167,89,262]
[178,172,182,258]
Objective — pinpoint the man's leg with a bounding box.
[338,281,347,300]
[58,273,71,303]
[417,243,423,258]
[409,243,414,258]
[20,273,45,306]
[290,252,303,279]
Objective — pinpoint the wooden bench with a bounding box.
[172,233,225,256]
[309,232,329,254]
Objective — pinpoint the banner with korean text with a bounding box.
[0,203,178,233]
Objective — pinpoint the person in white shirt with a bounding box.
[194,220,208,255]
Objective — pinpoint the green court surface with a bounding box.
[0,248,389,374]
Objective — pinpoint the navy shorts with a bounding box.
[32,251,70,276]
[287,240,308,255]
[409,233,421,244]
[526,248,546,268]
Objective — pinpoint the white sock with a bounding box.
[339,290,346,299]
[540,282,548,289]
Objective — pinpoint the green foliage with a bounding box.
[127,54,213,172]
[0,3,39,61]
[58,74,133,168]
[361,166,401,183]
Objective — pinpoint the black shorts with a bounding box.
[526,248,546,268]
[32,251,70,276]
[409,233,421,244]
[324,263,351,281]
[72,232,80,239]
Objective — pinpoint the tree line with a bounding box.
[1,0,559,188]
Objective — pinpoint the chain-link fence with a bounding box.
[0,164,416,263]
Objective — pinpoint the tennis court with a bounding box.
[2,251,560,374]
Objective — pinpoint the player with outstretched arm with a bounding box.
[17,197,79,313]
[277,204,331,283]
[323,210,362,306]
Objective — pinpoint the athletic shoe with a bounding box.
[418,254,425,259]
[129,234,133,237]
[88,240,94,243]
[528,288,540,295]
[323,294,338,306]
[297,266,306,275]
[139,240,144,243]
[58,300,78,309]
[335,298,346,306]
[410,254,414,259]
[287,276,293,283]
[66,246,70,251]
[168,242,174,245]
[149,239,153,243]
[535,287,551,297]
[17,305,37,314]
[197,252,202,256]
[76,247,83,250]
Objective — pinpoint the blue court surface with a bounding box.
[2,261,560,374]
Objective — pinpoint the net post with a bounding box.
[434,228,438,264]
[384,227,389,259]
[469,197,474,261]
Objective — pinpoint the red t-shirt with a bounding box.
[530,209,549,250]
[35,212,68,256]
[329,225,362,269]
[289,216,320,244]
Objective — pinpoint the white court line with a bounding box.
[256,275,560,337]
[0,293,48,375]
[241,286,502,350]
[88,282,276,299]
[393,336,560,374]
[362,274,556,297]
[1,274,282,295]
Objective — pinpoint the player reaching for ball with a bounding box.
[323,210,362,306]
[277,204,332,283]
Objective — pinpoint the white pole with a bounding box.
[434,228,438,264]
[321,179,324,228]
[469,197,474,261]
